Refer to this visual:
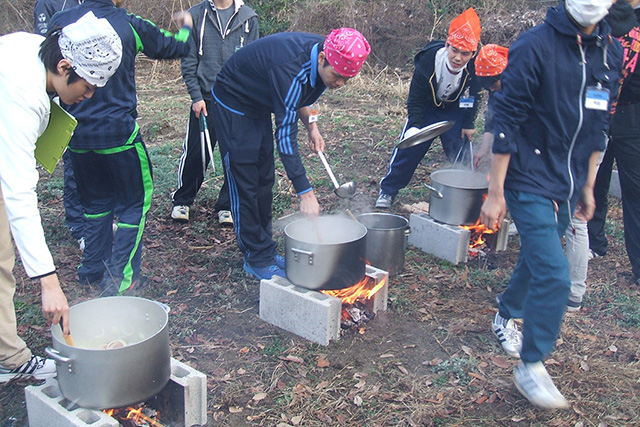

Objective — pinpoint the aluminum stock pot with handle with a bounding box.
[284,216,367,290]
[426,169,489,225]
[46,296,171,410]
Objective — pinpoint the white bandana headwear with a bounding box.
[58,11,122,87]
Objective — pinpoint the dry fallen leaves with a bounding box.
[316,358,330,368]
[490,356,511,369]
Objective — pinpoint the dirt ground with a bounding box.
[1,60,639,427]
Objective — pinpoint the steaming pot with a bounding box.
[426,169,489,225]
[46,296,171,409]
[284,216,367,290]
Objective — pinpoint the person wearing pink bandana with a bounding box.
[211,28,370,280]
[376,7,482,209]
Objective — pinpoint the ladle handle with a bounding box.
[317,150,340,189]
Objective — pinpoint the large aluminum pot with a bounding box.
[427,169,488,225]
[46,296,171,409]
[285,216,367,290]
[356,213,410,275]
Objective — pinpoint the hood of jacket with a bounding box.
[605,1,638,38]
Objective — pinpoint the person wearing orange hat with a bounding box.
[211,28,371,280]
[376,7,482,209]
[473,43,509,169]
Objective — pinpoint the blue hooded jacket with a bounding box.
[492,3,623,202]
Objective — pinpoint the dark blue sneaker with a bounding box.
[243,261,286,280]
[274,254,285,270]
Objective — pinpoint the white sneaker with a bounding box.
[492,312,522,358]
[171,205,189,222]
[0,355,56,383]
[217,210,233,225]
[514,361,570,409]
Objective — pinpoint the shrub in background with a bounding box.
[2,0,547,68]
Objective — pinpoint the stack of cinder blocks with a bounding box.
[260,265,389,346]
[25,358,207,427]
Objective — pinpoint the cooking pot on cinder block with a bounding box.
[46,296,171,409]
[426,169,489,226]
[285,216,367,290]
[356,212,410,275]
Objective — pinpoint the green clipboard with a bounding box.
[35,100,77,173]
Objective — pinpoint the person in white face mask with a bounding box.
[481,0,622,410]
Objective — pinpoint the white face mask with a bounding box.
[566,0,614,27]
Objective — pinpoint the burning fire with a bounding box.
[104,405,165,426]
[321,274,387,305]
[460,217,495,249]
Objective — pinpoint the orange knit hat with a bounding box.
[475,44,509,77]
[447,8,481,52]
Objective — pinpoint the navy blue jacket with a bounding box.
[213,32,327,193]
[407,40,480,130]
[492,3,623,202]
[51,0,191,150]
[34,0,83,35]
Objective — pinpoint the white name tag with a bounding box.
[459,96,474,109]
[585,87,609,111]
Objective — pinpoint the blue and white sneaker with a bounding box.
[243,261,286,280]
[274,254,286,270]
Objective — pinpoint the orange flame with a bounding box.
[103,406,165,427]
[460,217,495,249]
[321,275,387,305]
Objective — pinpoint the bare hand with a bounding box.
[173,11,193,29]
[307,127,325,153]
[40,274,70,336]
[299,190,320,216]
[574,187,595,222]
[480,193,507,232]
[192,100,207,119]
[461,128,475,142]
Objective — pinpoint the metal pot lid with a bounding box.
[396,121,455,149]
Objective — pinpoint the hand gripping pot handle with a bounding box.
[45,347,74,374]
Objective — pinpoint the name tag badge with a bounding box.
[585,86,609,111]
[309,108,319,123]
[459,96,474,109]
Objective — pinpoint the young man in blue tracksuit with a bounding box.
[34,0,86,247]
[51,0,193,296]
[211,28,371,280]
[376,8,482,209]
[481,0,621,409]
[171,0,258,224]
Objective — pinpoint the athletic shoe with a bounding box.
[375,193,394,209]
[217,210,233,225]
[0,355,56,383]
[171,205,189,222]
[243,261,286,280]
[274,254,285,270]
[566,299,582,312]
[588,249,604,260]
[513,361,570,409]
[492,312,522,358]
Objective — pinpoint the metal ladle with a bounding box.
[317,150,357,198]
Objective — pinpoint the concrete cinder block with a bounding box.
[364,265,389,313]
[260,275,342,346]
[25,380,119,427]
[408,213,470,264]
[169,358,207,427]
[25,357,207,427]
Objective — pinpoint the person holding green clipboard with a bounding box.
[0,12,122,382]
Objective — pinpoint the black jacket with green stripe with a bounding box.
[51,0,191,150]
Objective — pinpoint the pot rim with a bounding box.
[355,212,409,231]
[284,215,367,245]
[51,296,169,351]
[430,169,488,190]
